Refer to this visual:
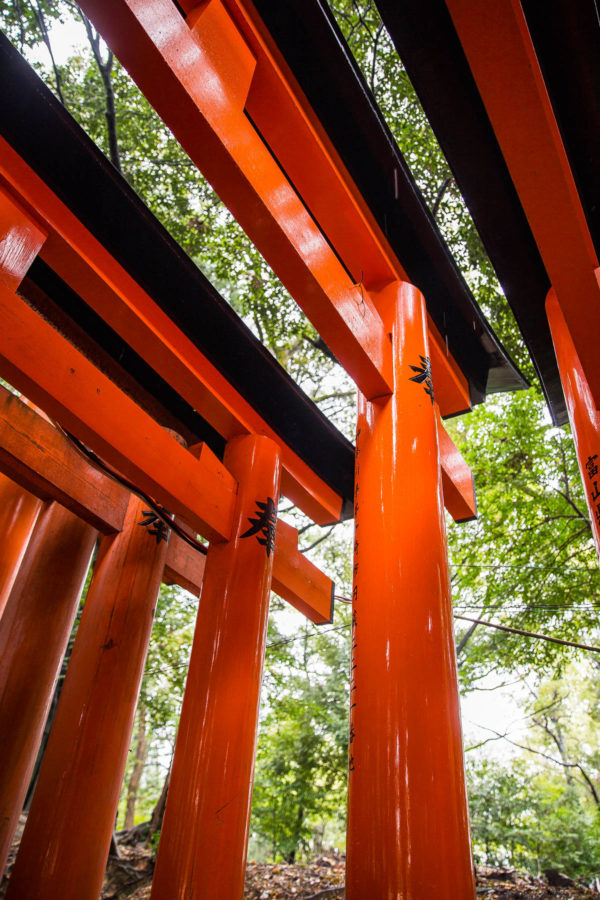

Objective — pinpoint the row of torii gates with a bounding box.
[0,0,598,897]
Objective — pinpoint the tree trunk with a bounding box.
[124,703,147,829]
[148,763,171,839]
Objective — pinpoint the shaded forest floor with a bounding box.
[2,820,600,899]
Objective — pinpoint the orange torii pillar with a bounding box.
[0,475,43,618]
[151,434,281,900]
[7,494,170,900]
[0,501,97,875]
[346,282,475,899]
[546,286,600,558]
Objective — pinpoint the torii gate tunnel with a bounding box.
[0,0,597,897]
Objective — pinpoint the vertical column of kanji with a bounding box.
[345,282,475,899]
[0,475,43,618]
[0,502,97,874]
[546,287,600,559]
[6,494,170,900]
[151,434,281,900]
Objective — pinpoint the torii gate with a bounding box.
[0,1,537,898]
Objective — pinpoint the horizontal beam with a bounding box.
[0,183,46,291]
[0,386,334,620]
[162,519,335,624]
[0,385,129,534]
[272,519,334,624]
[78,0,392,401]
[445,0,600,408]
[0,282,237,543]
[78,0,476,413]
[163,532,206,597]
[0,144,345,525]
[438,418,476,523]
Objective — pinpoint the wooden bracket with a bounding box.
[438,418,476,522]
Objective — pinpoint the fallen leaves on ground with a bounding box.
[244,856,345,899]
[475,866,600,899]
[3,822,600,900]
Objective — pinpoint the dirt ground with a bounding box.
[2,820,599,899]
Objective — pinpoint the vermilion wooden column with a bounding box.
[546,287,600,559]
[0,502,97,874]
[0,474,43,618]
[7,494,169,900]
[151,434,281,900]
[345,282,475,899]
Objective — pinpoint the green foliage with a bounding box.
[448,389,600,686]
[250,613,350,861]
[468,759,600,879]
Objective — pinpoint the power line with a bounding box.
[454,614,600,655]
[455,605,600,611]
[451,563,598,573]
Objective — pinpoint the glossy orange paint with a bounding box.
[76,0,471,415]
[445,0,600,409]
[222,0,403,290]
[0,502,97,876]
[438,415,477,522]
[0,143,343,524]
[78,0,392,401]
[546,284,600,560]
[0,475,43,618]
[272,518,334,624]
[151,434,280,900]
[161,515,334,624]
[0,385,129,534]
[0,182,46,290]
[7,494,169,900]
[345,282,475,899]
[0,281,237,542]
[163,530,206,596]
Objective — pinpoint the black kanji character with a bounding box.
[586,454,599,479]
[352,609,357,627]
[409,355,434,404]
[592,481,600,503]
[349,755,355,772]
[240,497,277,557]
[138,509,170,545]
[349,723,356,744]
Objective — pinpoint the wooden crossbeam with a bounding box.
[77,0,471,416]
[0,282,237,543]
[77,0,392,401]
[0,385,129,534]
[445,0,600,409]
[0,149,345,525]
[438,419,476,523]
[163,519,335,624]
[272,520,334,624]
[0,386,334,620]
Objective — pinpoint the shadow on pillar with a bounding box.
[0,501,97,876]
[6,494,170,900]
